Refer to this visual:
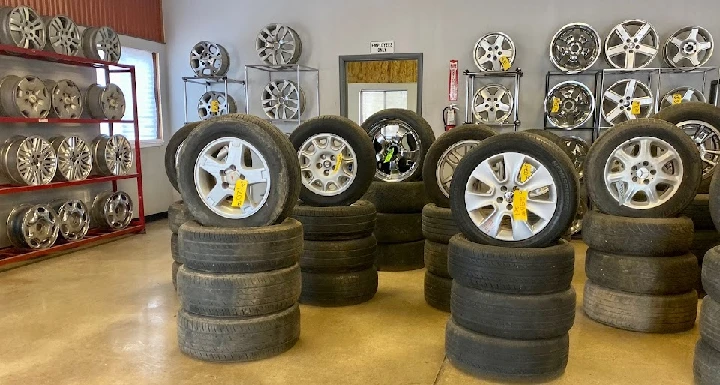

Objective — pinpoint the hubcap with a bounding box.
[299,133,357,196]
[369,120,421,182]
[436,140,481,198]
[472,84,514,124]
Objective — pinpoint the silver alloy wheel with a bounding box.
[298,133,357,197]
[664,26,713,68]
[51,136,92,181]
[0,6,45,49]
[190,41,230,77]
[1,135,57,185]
[436,140,482,199]
[601,79,653,126]
[86,83,126,120]
[570,194,587,235]
[368,120,422,182]
[53,200,89,241]
[604,20,659,69]
[464,152,558,241]
[472,84,513,124]
[561,136,590,179]
[45,15,80,56]
[473,32,516,71]
[262,80,304,120]
[677,120,720,180]
[659,87,706,110]
[0,75,51,118]
[92,134,134,176]
[48,79,83,119]
[193,137,271,219]
[604,137,683,209]
[544,81,595,129]
[7,204,59,249]
[198,91,237,120]
[549,23,601,73]
[92,191,133,230]
[82,26,121,63]
[256,24,301,65]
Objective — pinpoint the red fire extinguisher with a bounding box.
[443,104,460,131]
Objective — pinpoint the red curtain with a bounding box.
[0,0,164,43]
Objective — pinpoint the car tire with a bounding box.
[300,235,376,273]
[300,267,378,306]
[700,297,720,353]
[425,272,451,312]
[168,201,191,234]
[702,247,720,300]
[376,240,425,272]
[292,201,376,241]
[695,340,720,385]
[375,212,423,243]
[362,181,428,213]
[422,204,460,244]
[165,122,201,193]
[682,195,714,230]
[424,240,450,278]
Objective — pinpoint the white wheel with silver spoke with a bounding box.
[473,32,515,71]
[436,140,482,199]
[45,15,80,56]
[601,79,653,126]
[298,134,357,197]
[659,87,706,110]
[561,136,590,179]
[464,152,558,242]
[0,6,45,49]
[7,204,58,249]
[190,41,230,77]
[604,20,659,69]
[472,84,514,124]
[544,81,595,129]
[664,26,713,68]
[51,136,92,181]
[262,80,304,120]
[82,26,121,63]
[256,24,301,65]
[549,23,601,73]
[53,200,89,241]
[1,135,57,186]
[677,120,720,180]
[92,191,133,230]
[198,91,237,120]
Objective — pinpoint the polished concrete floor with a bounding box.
[0,220,700,385]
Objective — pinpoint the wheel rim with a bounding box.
[677,120,720,180]
[3,75,51,118]
[190,41,228,77]
[193,137,271,219]
[101,84,126,120]
[664,26,713,68]
[549,23,601,73]
[659,87,706,110]
[46,15,80,56]
[4,6,45,49]
[472,84,513,124]
[561,136,589,179]
[54,200,89,241]
[102,135,134,176]
[605,20,659,69]
[89,27,121,62]
[464,152,558,241]
[102,192,133,230]
[13,205,58,249]
[603,137,683,209]
[262,80,303,120]
[436,140,482,198]
[368,120,422,182]
[49,79,83,119]
[601,79,653,126]
[7,136,57,185]
[198,91,236,120]
[473,32,515,71]
[256,24,300,65]
[51,136,92,181]
[298,133,357,197]
[545,81,595,129]
[570,195,587,235]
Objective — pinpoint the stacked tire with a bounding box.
[422,204,458,312]
[168,201,191,290]
[682,195,718,297]
[695,247,720,384]
[288,116,379,307]
[164,115,303,362]
[582,119,701,333]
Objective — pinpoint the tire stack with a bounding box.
[168,201,191,290]
[422,204,459,312]
[582,119,701,333]
[695,247,720,384]
[164,115,303,362]
[682,195,719,297]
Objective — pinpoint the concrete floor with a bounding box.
[0,220,700,385]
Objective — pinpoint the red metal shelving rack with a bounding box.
[0,44,146,268]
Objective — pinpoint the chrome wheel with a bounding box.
[7,204,58,249]
[677,120,720,180]
[92,134,133,176]
[51,136,92,181]
[190,41,230,77]
[464,152,558,242]
[262,80,304,120]
[298,134,357,197]
[82,26,121,63]
[368,121,422,182]
[0,75,51,118]
[604,137,682,209]
[473,32,515,71]
[659,87,706,110]
[605,20,659,69]
[47,79,83,119]
[570,193,588,235]
[86,83,126,120]
[0,135,57,185]
[549,23,601,73]
[53,200,89,241]
[436,140,481,199]
[561,136,590,179]
[198,91,237,120]
[472,84,513,124]
[664,26,713,68]
[92,191,133,230]
[545,81,595,129]
[193,137,271,219]
[45,15,80,56]
[601,79,653,126]
[0,6,45,49]
[256,24,302,65]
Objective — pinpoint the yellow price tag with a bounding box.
[499,56,511,71]
[551,97,561,113]
[672,94,683,105]
[333,153,343,173]
[513,190,528,222]
[210,100,220,113]
[231,180,248,208]
[631,101,641,115]
[519,163,533,183]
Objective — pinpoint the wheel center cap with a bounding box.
[504,191,514,203]
[636,167,650,179]
[323,160,331,168]
[28,95,37,104]
[684,42,697,54]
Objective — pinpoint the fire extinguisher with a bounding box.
[443,104,460,131]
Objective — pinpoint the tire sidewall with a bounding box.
[165,122,201,192]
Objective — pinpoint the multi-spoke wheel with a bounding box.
[549,23,601,73]
[473,32,515,71]
[0,6,45,49]
[561,136,590,180]
[86,83,126,120]
[7,204,59,249]
[261,80,304,120]
[198,91,237,120]
[544,81,595,129]
[53,200,90,241]
[51,136,92,181]
[297,133,356,196]
[47,79,83,119]
[190,41,230,77]
[664,26,713,68]
[601,79,653,126]
[44,15,80,56]
[82,26,121,63]
[91,191,133,230]
[472,84,514,124]
[92,134,133,176]
[0,75,51,118]
[256,24,302,65]
[604,20,659,69]
[0,135,57,186]
[659,87,706,110]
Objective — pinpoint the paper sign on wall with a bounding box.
[449,60,459,102]
[371,41,395,54]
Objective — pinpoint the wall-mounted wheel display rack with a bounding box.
[0,43,145,268]
[181,76,246,124]
[463,68,523,131]
[543,70,603,142]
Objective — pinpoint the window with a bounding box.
[360,90,408,124]
[97,47,161,142]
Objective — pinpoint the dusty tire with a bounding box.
[424,240,450,278]
[423,124,496,207]
[177,264,301,317]
[695,340,720,385]
[165,122,201,193]
[585,249,699,295]
[692,230,720,265]
[362,181,428,213]
[300,267,378,306]
[289,115,375,206]
[425,272,451,312]
[451,282,576,340]
[583,280,697,333]
[446,319,569,378]
[179,219,302,273]
[711,171,720,232]
[177,303,300,362]
[171,233,184,264]
[702,247,720,300]
[168,201,191,234]
[300,235,376,273]
[374,213,423,243]
[700,297,720,353]
[582,211,693,257]
[521,129,574,160]
[292,201,376,241]
[448,235,574,295]
[682,195,714,230]
[422,204,459,244]
[172,261,180,290]
[376,240,425,272]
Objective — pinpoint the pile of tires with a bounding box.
[361,109,435,271]
[168,201,190,289]
[695,247,720,384]
[289,116,379,306]
[582,118,701,333]
[164,114,302,362]
[444,131,580,379]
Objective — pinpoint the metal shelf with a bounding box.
[0,44,134,71]
[463,68,523,130]
[0,174,140,195]
[183,76,247,124]
[245,64,319,72]
[0,117,135,124]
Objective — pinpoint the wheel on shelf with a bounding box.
[7,204,59,249]
[658,87,706,111]
[256,24,302,65]
[81,26,121,63]
[472,84,513,124]
[190,41,230,77]
[0,6,46,50]
[663,26,713,68]
[261,80,305,120]
[0,135,57,186]
[544,81,595,129]
[44,15,81,56]
[601,79,653,126]
[91,134,133,176]
[52,199,90,241]
[549,23,601,73]
[0,75,52,118]
[197,91,237,120]
[604,19,659,69]
[50,136,92,181]
[91,191,134,230]
[473,32,516,72]
[46,79,83,119]
[86,83,126,120]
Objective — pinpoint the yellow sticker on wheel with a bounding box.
[231,180,248,208]
[672,94,683,105]
[333,153,343,173]
[499,56,511,71]
[383,148,395,164]
[519,163,533,183]
[631,101,641,115]
[551,97,561,113]
[513,190,528,221]
[210,100,220,113]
